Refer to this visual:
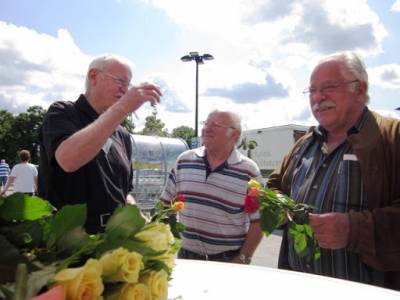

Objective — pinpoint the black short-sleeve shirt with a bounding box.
[38,94,133,233]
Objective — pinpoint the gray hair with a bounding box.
[85,54,133,91]
[318,52,369,103]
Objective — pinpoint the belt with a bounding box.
[178,248,240,262]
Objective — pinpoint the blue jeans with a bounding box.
[0,176,7,186]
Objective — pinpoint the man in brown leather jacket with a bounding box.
[268,52,400,290]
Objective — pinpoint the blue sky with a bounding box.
[0,0,399,131]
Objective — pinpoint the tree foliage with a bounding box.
[121,115,135,134]
[171,126,195,147]
[238,137,258,159]
[0,106,46,166]
[140,112,168,137]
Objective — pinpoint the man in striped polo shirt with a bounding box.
[0,159,10,192]
[161,110,263,264]
[268,52,400,290]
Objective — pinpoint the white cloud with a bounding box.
[369,64,400,89]
[140,0,388,130]
[391,0,400,11]
[0,21,89,113]
[0,0,395,133]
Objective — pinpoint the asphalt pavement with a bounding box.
[251,229,283,268]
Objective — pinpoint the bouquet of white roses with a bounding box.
[0,193,185,300]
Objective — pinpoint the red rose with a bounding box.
[174,193,185,203]
[243,195,260,213]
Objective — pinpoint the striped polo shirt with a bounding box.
[285,108,383,284]
[0,162,10,177]
[160,146,262,255]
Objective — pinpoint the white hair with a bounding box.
[318,51,369,103]
[208,109,242,144]
[85,54,133,91]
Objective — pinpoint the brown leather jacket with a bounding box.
[268,110,400,290]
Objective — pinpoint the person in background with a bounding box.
[161,110,263,264]
[268,52,400,290]
[0,159,10,193]
[38,54,161,233]
[0,150,37,196]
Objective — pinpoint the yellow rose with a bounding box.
[248,179,262,189]
[154,253,175,269]
[100,247,144,284]
[105,283,148,300]
[135,223,174,252]
[139,270,168,300]
[53,258,104,300]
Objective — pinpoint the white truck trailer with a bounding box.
[238,124,309,176]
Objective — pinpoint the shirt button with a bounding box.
[312,185,318,189]
[322,163,327,168]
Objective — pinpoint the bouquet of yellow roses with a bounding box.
[0,193,185,300]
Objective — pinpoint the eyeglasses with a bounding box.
[200,121,236,130]
[97,69,131,88]
[303,79,359,96]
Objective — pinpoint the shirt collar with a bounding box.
[76,94,99,122]
[194,146,243,165]
[313,106,369,141]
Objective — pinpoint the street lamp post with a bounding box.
[181,52,214,140]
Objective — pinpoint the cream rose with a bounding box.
[100,247,144,284]
[53,258,104,300]
[134,223,174,252]
[139,270,168,300]
[105,283,149,300]
[149,253,175,269]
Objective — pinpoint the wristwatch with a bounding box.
[238,253,252,264]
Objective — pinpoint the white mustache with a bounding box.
[313,100,336,112]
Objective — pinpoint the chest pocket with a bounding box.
[334,158,367,212]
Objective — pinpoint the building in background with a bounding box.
[238,125,309,177]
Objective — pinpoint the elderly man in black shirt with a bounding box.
[39,55,161,233]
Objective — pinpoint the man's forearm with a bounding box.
[55,103,127,173]
[240,221,263,256]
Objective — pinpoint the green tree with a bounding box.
[171,126,195,147]
[0,106,46,165]
[141,111,168,137]
[238,137,258,159]
[0,110,14,161]
[121,115,135,134]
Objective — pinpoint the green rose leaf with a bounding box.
[96,238,161,257]
[55,226,91,255]
[47,204,86,249]
[304,224,313,238]
[0,194,53,222]
[293,232,307,254]
[105,205,146,240]
[0,235,30,283]
[0,220,44,249]
[259,205,282,237]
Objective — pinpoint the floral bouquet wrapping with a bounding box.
[0,193,185,300]
[244,179,320,261]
